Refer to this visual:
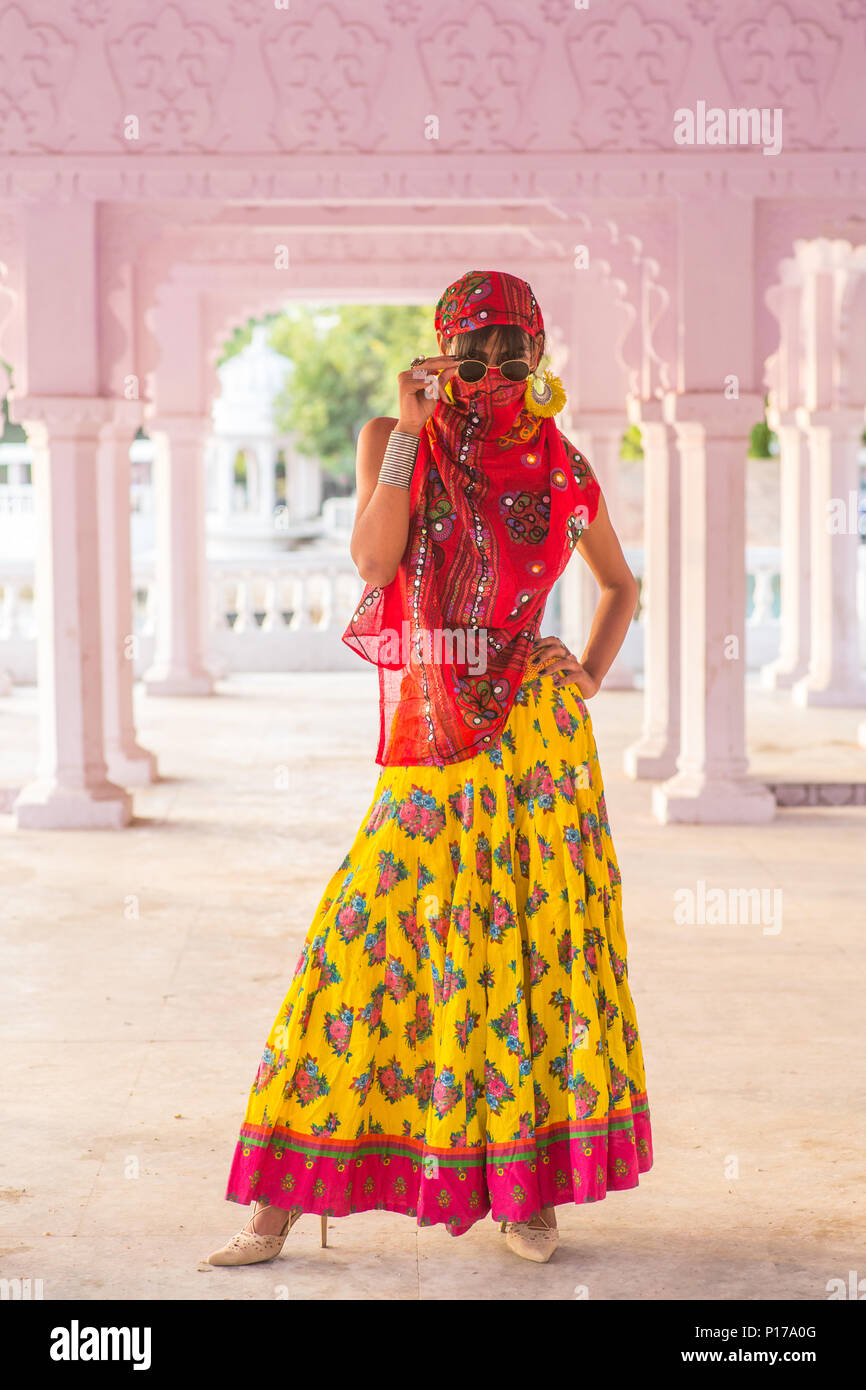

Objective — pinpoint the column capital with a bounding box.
[145,411,211,445]
[97,399,146,440]
[662,389,764,438]
[795,406,866,436]
[626,394,667,427]
[767,406,802,433]
[8,394,118,443]
[570,410,629,441]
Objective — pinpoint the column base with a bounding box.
[791,677,866,708]
[106,743,159,787]
[759,659,810,691]
[652,771,776,825]
[623,737,679,781]
[13,779,132,829]
[143,667,217,697]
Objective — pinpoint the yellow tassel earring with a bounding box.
[525,357,567,416]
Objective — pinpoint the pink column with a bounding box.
[760,412,811,689]
[792,407,866,707]
[762,272,810,690]
[573,414,636,690]
[653,392,775,825]
[650,196,775,823]
[143,414,216,697]
[8,397,132,829]
[97,406,159,784]
[623,400,681,779]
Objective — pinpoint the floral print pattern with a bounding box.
[225,671,652,1236]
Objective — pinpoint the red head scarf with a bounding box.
[342,269,600,767]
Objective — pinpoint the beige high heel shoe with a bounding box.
[499,1207,559,1263]
[206,1203,329,1266]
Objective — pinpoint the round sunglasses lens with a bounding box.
[500,361,530,382]
[457,360,487,383]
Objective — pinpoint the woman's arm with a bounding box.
[349,355,460,588]
[532,451,639,695]
[349,416,413,587]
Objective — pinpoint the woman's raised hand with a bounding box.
[395,355,459,436]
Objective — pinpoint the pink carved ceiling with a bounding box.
[0,0,862,157]
[0,0,864,412]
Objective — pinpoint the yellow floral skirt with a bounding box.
[225,667,653,1236]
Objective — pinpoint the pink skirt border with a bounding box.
[225,1095,653,1237]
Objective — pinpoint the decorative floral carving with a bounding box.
[384,0,416,24]
[716,2,842,148]
[106,3,232,151]
[686,0,720,25]
[0,5,76,152]
[72,0,111,25]
[2,157,866,206]
[229,0,264,25]
[261,2,389,151]
[563,1,692,149]
[538,0,570,24]
[416,2,545,150]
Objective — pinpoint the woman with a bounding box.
[207,270,652,1268]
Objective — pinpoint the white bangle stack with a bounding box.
[378,429,420,489]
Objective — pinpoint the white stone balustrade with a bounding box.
[0,484,34,514]
[1,546,840,685]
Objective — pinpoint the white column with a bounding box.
[290,452,322,520]
[305,457,323,517]
[760,412,811,689]
[623,402,681,779]
[653,392,775,825]
[573,414,636,690]
[256,441,276,519]
[8,397,132,828]
[97,405,159,785]
[203,437,216,513]
[285,453,299,520]
[213,439,235,518]
[792,407,866,707]
[143,413,216,696]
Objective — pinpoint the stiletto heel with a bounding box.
[320,1213,328,1248]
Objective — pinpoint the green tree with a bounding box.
[266,303,435,480]
[620,423,644,460]
[217,314,279,367]
[748,397,778,458]
[0,360,27,442]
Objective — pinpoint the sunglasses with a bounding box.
[454,358,532,384]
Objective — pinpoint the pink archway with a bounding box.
[1,0,865,828]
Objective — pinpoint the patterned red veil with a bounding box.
[342,269,600,767]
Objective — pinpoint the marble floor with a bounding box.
[0,671,864,1300]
